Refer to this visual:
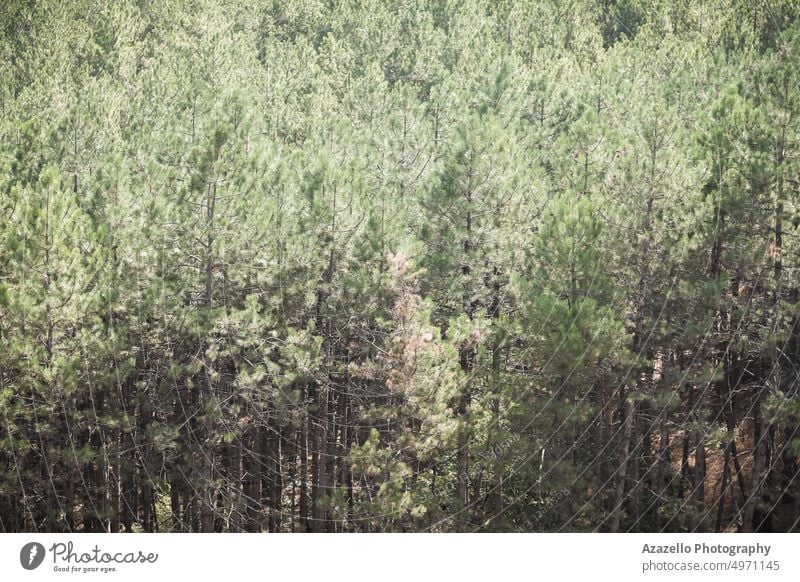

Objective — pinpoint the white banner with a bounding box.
[1,533,797,582]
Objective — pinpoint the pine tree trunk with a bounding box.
[312,384,329,532]
[716,446,731,532]
[455,176,475,523]
[269,431,283,532]
[743,407,768,532]
[490,265,503,521]
[456,378,471,512]
[199,180,218,533]
[655,407,670,527]
[609,394,634,532]
[288,426,297,532]
[692,423,706,530]
[300,394,309,531]
[170,474,182,532]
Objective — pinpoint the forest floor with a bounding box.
[669,421,797,532]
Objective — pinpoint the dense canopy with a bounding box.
[1,0,800,533]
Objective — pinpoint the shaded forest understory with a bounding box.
[2,0,800,532]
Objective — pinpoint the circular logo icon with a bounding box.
[20,542,46,570]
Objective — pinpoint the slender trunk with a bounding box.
[716,446,731,532]
[456,176,474,520]
[490,265,503,521]
[743,407,768,532]
[312,384,329,532]
[609,395,635,532]
[655,405,670,527]
[692,418,706,530]
[339,390,353,530]
[229,438,242,532]
[170,474,182,532]
[456,377,471,511]
[299,394,309,531]
[141,477,152,532]
[680,432,691,498]
[288,426,297,532]
[269,431,283,532]
[200,180,218,533]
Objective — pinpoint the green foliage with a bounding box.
[0,0,798,534]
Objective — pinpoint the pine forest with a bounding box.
[2,0,800,533]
